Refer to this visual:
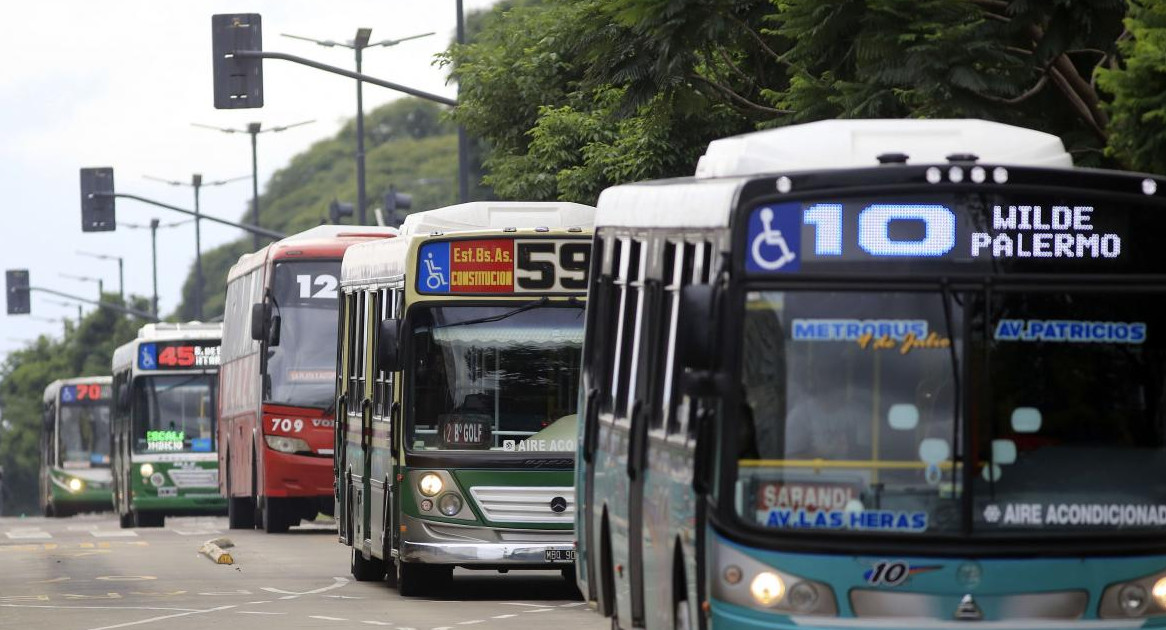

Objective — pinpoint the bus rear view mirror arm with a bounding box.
[377,318,402,373]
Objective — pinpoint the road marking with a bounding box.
[324,594,363,599]
[261,576,350,597]
[92,531,139,538]
[522,609,554,613]
[558,602,585,607]
[172,529,221,536]
[236,611,285,615]
[246,601,271,604]
[457,621,485,626]
[308,615,348,621]
[84,605,236,630]
[67,524,100,531]
[33,577,71,584]
[2,605,202,612]
[361,622,392,626]
[491,615,517,619]
[97,576,157,582]
[500,602,548,608]
[5,530,51,540]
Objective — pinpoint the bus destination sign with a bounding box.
[60,383,111,404]
[138,341,221,371]
[741,193,1163,275]
[417,238,590,295]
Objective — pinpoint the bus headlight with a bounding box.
[438,493,463,516]
[140,463,154,477]
[67,478,84,493]
[750,572,785,606]
[1101,572,1166,618]
[265,435,311,454]
[419,473,443,497]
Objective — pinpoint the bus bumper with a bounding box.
[263,449,334,499]
[399,515,574,568]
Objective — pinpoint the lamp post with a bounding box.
[192,119,314,249]
[143,173,248,321]
[282,29,434,225]
[120,218,191,318]
[60,273,103,300]
[43,298,82,327]
[77,251,124,299]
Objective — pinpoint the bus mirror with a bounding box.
[377,319,402,373]
[269,314,281,347]
[250,303,269,341]
[677,285,716,371]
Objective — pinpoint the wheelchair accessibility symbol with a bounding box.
[424,252,449,290]
[747,205,801,272]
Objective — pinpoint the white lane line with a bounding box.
[457,621,485,626]
[172,530,221,536]
[67,525,100,531]
[236,611,285,615]
[5,531,51,540]
[279,596,297,600]
[491,615,517,619]
[361,622,393,626]
[499,602,547,608]
[522,609,554,613]
[246,601,272,604]
[92,531,139,538]
[2,605,201,612]
[559,602,585,607]
[309,616,348,621]
[261,576,350,596]
[83,605,236,630]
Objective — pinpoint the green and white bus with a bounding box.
[111,322,225,528]
[40,376,113,517]
[337,201,594,595]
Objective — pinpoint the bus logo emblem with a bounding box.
[954,594,983,621]
[550,497,568,513]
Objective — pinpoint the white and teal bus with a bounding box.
[111,322,225,528]
[577,119,1166,629]
[40,376,113,517]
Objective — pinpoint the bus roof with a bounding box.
[341,202,596,286]
[43,375,112,404]
[597,119,1074,229]
[228,225,398,282]
[112,322,222,372]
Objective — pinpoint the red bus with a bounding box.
[218,225,396,532]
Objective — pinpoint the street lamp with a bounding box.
[191,119,314,249]
[143,173,249,321]
[120,218,188,318]
[60,273,103,300]
[282,28,434,225]
[42,298,83,327]
[77,251,124,299]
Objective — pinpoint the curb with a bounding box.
[199,537,235,565]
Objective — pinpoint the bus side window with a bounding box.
[347,292,362,414]
[600,235,624,414]
[373,288,391,421]
[687,241,714,441]
[660,240,684,435]
[613,237,643,418]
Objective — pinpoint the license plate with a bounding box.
[544,549,575,562]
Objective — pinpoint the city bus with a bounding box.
[40,376,113,517]
[111,322,225,528]
[219,225,396,533]
[337,201,594,595]
[576,118,1166,629]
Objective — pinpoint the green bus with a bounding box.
[111,322,225,528]
[336,201,594,595]
[40,376,113,517]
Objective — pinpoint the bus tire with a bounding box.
[134,511,164,528]
[598,514,616,617]
[384,559,398,588]
[262,498,291,534]
[397,562,450,597]
[350,546,386,582]
[118,511,134,529]
[673,547,691,630]
[43,502,54,518]
[227,457,256,529]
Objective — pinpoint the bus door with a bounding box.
[369,288,398,561]
[356,291,376,552]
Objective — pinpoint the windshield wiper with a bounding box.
[433,296,551,329]
[938,279,968,533]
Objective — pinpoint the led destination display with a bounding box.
[743,193,1166,275]
[417,238,590,295]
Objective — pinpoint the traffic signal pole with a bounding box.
[27,286,158,322]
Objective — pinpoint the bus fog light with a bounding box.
[438,493,462,516]
[420,499,433,512]
[67,478,84,493]
[788,581,819,612]
[140,463,154,477]
[419,473,443,497]
[723,565,742,585]
[750,572,785,606]
[1120,584,1149,616]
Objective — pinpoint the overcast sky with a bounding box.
[0,0,497,360]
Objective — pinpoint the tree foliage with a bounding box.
[0,296,148,515]
[445,0,1164,205]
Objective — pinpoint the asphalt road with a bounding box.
[0,513,606,630]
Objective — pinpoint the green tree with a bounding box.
[1097,0,1166,174]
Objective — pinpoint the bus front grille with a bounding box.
[468,486,575,523]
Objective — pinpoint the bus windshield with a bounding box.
[132,375,217,454]
[736,289,1166,537]
[408,303,584,453]
[59,404,111,468]
[267,260,340,409]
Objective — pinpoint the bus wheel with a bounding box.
[43,502,54,518]
[350,546,386,582]
[226,460,255,529]
[397,562,450,597]
[118,511,134,529]
[262,498,291,534]
[134,511,164,528]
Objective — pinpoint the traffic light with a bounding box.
[6,269,30,315]
[384,187,413,228]
[212,13,264,109]
[80,167,116,232]
[329,200,354,224]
